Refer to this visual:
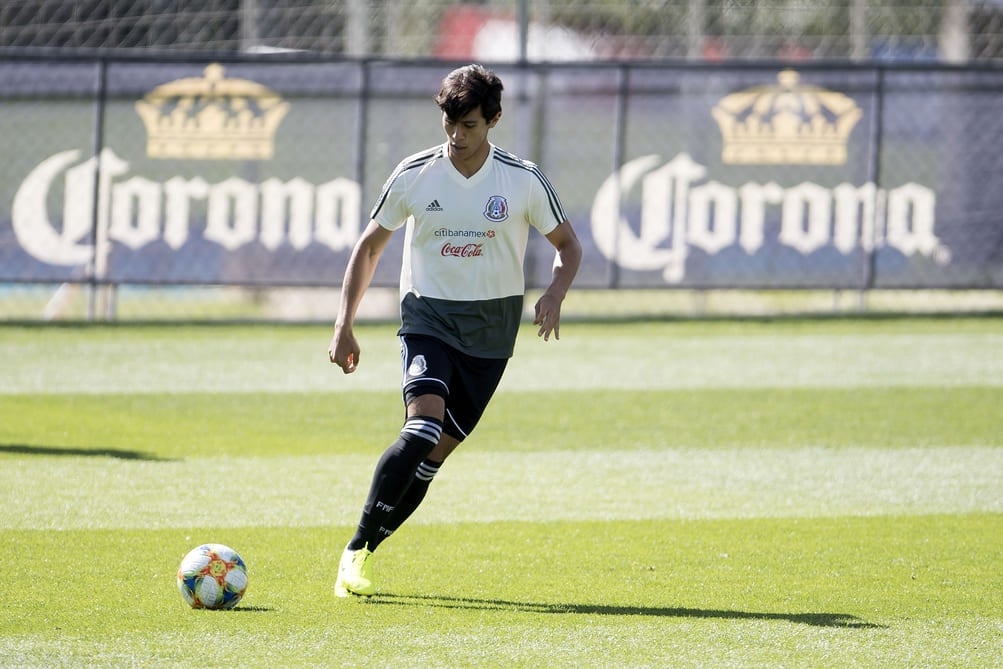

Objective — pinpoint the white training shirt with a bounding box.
[371,142,567,357]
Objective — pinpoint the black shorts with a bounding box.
[399,334,508,442]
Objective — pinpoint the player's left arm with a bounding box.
[535,220,582,341]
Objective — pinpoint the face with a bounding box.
[442,107,499,164]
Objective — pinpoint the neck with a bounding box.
[448,143,491,178]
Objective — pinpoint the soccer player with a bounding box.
[328,63,582,597]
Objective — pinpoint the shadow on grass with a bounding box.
[0,443,173,461]
[184,605,275,613]
[228,606,275,612]
[372,594,886,629]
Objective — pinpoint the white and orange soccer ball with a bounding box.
[177,544,248,610]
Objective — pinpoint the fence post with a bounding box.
[608,64,630,289]
[86,59,109,322]
[861,66,886,302]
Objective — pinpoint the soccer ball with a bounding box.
[177,543,248,610]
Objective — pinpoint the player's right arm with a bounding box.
[329,220,394,373]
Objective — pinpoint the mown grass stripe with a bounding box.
[3,446,1000,530]
[2,326,1001,393]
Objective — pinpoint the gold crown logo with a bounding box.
[135,63,289,160]
[711,70,862,165]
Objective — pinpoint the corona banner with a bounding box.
[0,60,1000,288]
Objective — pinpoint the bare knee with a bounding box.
[429,434,461,462]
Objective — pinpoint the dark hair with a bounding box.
[435,64,503,122]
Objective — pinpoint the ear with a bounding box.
[487,111,502,128]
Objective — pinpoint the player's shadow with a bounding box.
[372,594,885,629]
[0,443,173,461]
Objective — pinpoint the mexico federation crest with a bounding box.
[407,355,428,378]
[483,195,509,222]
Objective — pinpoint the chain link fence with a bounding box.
[2,1,1003,62]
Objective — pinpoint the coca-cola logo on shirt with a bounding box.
[441,242,484,257]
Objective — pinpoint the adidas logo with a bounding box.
[425,199,443,212]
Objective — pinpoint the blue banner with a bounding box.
[1,60,1000,288]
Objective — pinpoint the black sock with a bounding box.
[348,416,442,551]
[368,459,441,550]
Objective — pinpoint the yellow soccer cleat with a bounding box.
[334,545,376,597]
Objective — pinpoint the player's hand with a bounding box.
[533,293,563,341]
[329,328,360,373]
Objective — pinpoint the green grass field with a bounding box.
[1,318,1001,668]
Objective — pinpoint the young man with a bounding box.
[327,64,582,597]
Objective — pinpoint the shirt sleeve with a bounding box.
[526,167,567,236]
[370,164,412,231]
